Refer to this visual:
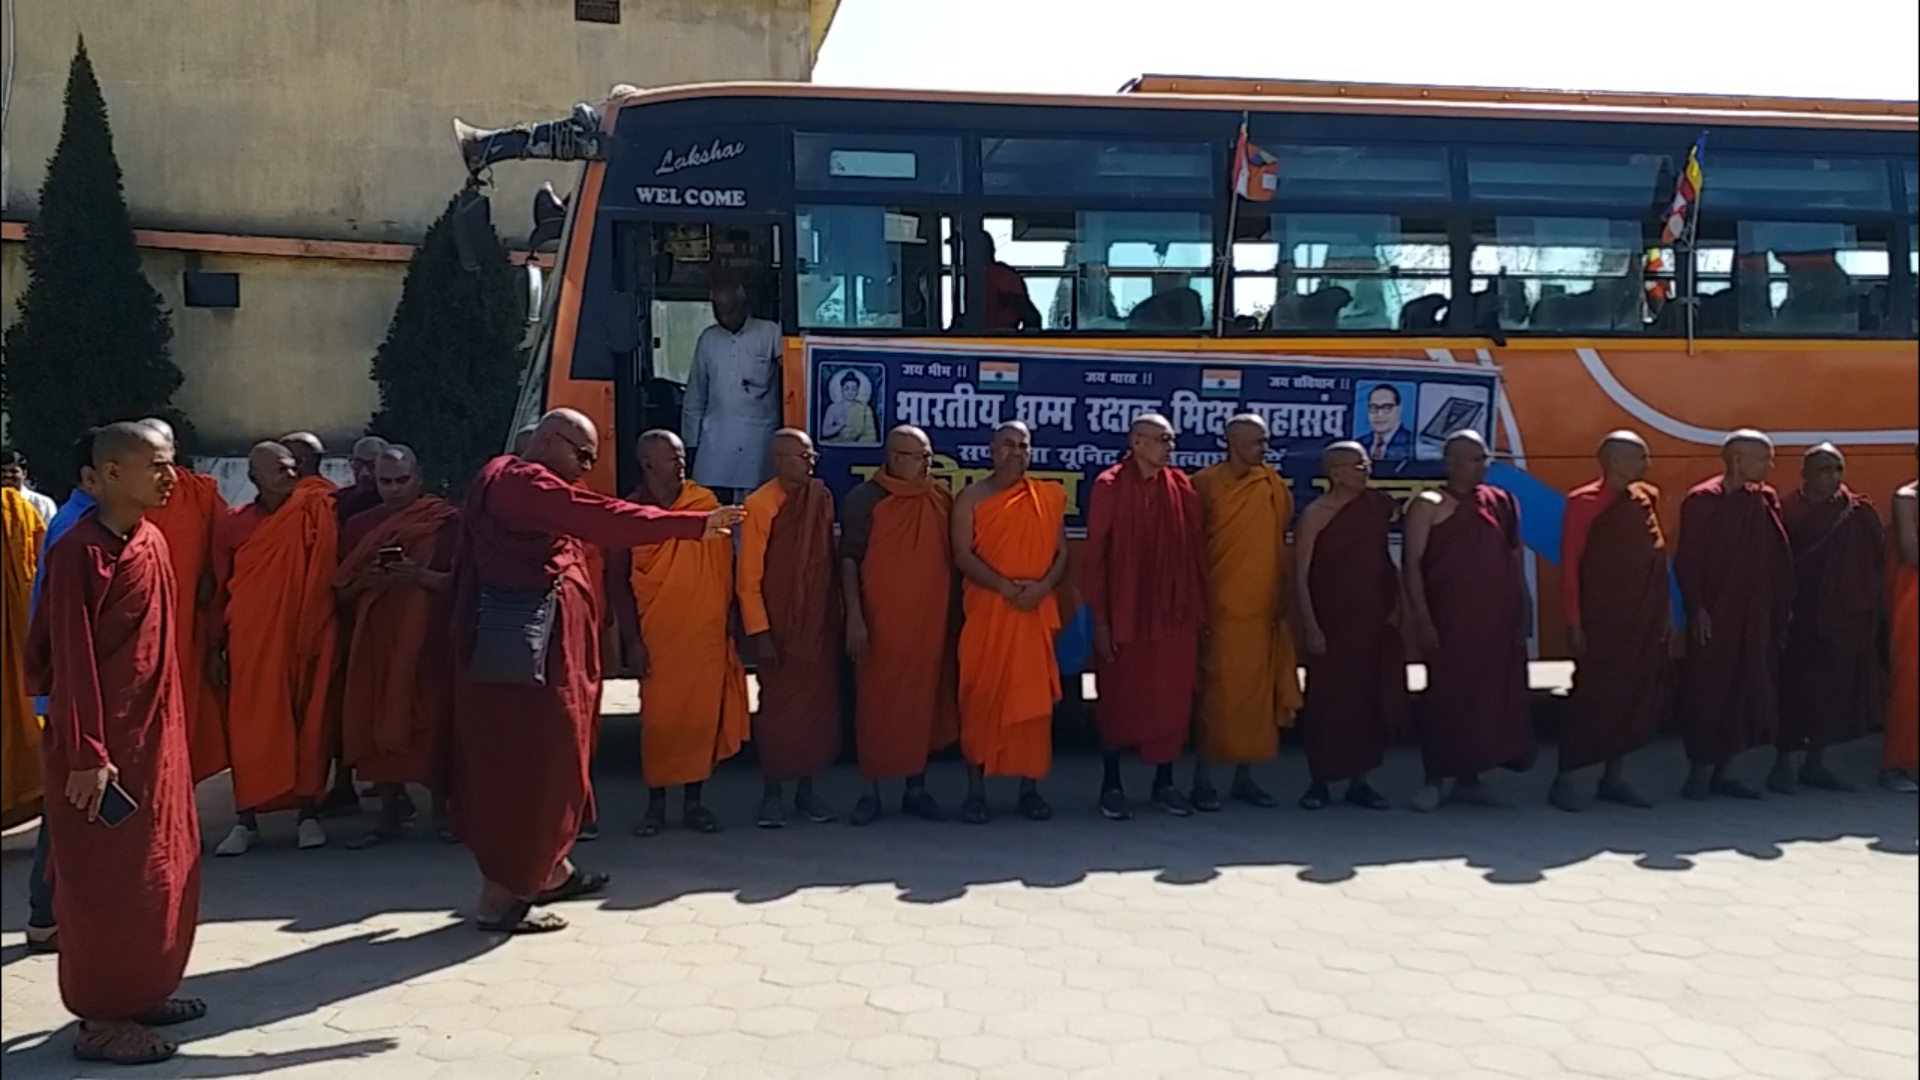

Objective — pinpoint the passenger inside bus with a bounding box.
[979,231,1042,331]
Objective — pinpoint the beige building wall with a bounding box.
[1,0,837,449]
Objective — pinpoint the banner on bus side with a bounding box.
[805,340,1502,531]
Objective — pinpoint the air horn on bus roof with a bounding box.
[452,102,608,178]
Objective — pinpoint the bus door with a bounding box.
[609,218,780,494]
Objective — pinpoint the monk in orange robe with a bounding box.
[952,421,1068,824]
[1553,431,1671,812]
[283,430,368,818]
[1771,444,1887,793]
[1191,414,1300,812]
[208,441,340,855]
[1402,430,1535,812]
[136,418,230,784]
[740,429,842,829]
[606,430,748,837]
[1886,459,1918,793]
[451,409,740,934]
[1675,429,1794,801]
[1295,442,1403,810]
[1,485,45,831]
[841,425,958,826]
[27,423,202,1066]
[333,446,460,846]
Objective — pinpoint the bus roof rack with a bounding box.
[1116,74,1920,119]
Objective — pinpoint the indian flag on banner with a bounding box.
[979,360,1020,390]
[1199,369,1242,399]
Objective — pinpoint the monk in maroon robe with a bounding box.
[450,409,742,933]
[1085,414,1210,820]
[1553,431,1672,812]
[740,429,842,828]
[1772,443,1886,793]
[1402,430,1534,811]
[28,423,202,1065]
[1675,429,1794,800]
[1294,441,1403,810]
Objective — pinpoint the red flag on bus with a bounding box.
[1232,121,1278,202]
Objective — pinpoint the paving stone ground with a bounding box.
[3,684,1915,1080]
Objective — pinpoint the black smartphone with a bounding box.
[376,546,405,565]
[97,780,139,828]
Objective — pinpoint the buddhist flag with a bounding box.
[1232,121,1277,202]
[1645,133,1707,300]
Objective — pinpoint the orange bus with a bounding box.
[488,76,1918,664]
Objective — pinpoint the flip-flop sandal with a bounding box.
[1298,788,1330,811]
[534,867,610,906]
[345,827,402,851]
[134,998,208,1027]
[1017,792,1053,821]
[960,796,990,825]
[476,901,568,935]
[74,1025,178,1065]
[686,806,722,834]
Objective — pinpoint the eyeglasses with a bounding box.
[563,438,598,469]
[1367,402,1399,414]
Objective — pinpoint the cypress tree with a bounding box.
[3,39,187,496]
[368,192,527,496]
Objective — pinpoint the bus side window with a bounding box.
[794,206,955,331]
[980,211,1214,332]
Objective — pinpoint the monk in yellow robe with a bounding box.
[1,485,45,830]
[952,421,1068,824]
[1191,414,1300,810]
[137,419,230,783]
[606,431,749,836]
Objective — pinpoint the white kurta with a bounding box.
[683,316,782,491]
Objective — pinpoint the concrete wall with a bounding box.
[1,0,830,450]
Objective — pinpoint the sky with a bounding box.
[815,0,1920,101]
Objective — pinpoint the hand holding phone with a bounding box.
[376,545,405,566]
[97,780,139,827]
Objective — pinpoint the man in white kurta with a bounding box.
[683,277,782,502]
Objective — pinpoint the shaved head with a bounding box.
[382,444,420,469]
[93,421,167,469]
[1442,429,1491,488]
[138,417,177,444]
[1598,429,1651,486]
[91,422,175,512]
[528,408,600,482]
[883,425,934,482]
[1322,440,1372,494]
[1129,413,1173,438]
[1721,428,1773,459]
[1223,413,1269,470]
[1226,413,1268,437]
[1804,441,1844,466]
[1324,440,1368,466]
[375,444,423,506]
[990,421,1033,476]
[349,435,391,486]
[248,440,299,503]
[637,429,684,454]
[771,428,817,486]
[1444,429,1489,455]
[282,431,324,477]
[513,423,538,457]
[1128,412,1176,471]
[637,428,687,497]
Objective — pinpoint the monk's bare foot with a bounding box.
[1712,775,1764,800]
[1098,787,1132,821]
[1547,774,1585,812]
[74,1022,176,1065]
[1231,779,1278,809]
[576,820,601,842]
[1800,761,1855,793]
[1017,790,1051,821]
[1767,759,1799,796]
[960,795,991,825]
[684,804,721,834]
[795,792,837,825]
[1596,778,1652,808]
[134,998,208,1027]
[902,788,946,822]
[1298,783,1331,811]
[634,805,666,838]
[1345,782,1390,811]
[475,899,568,935]
[850,794,883,827]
